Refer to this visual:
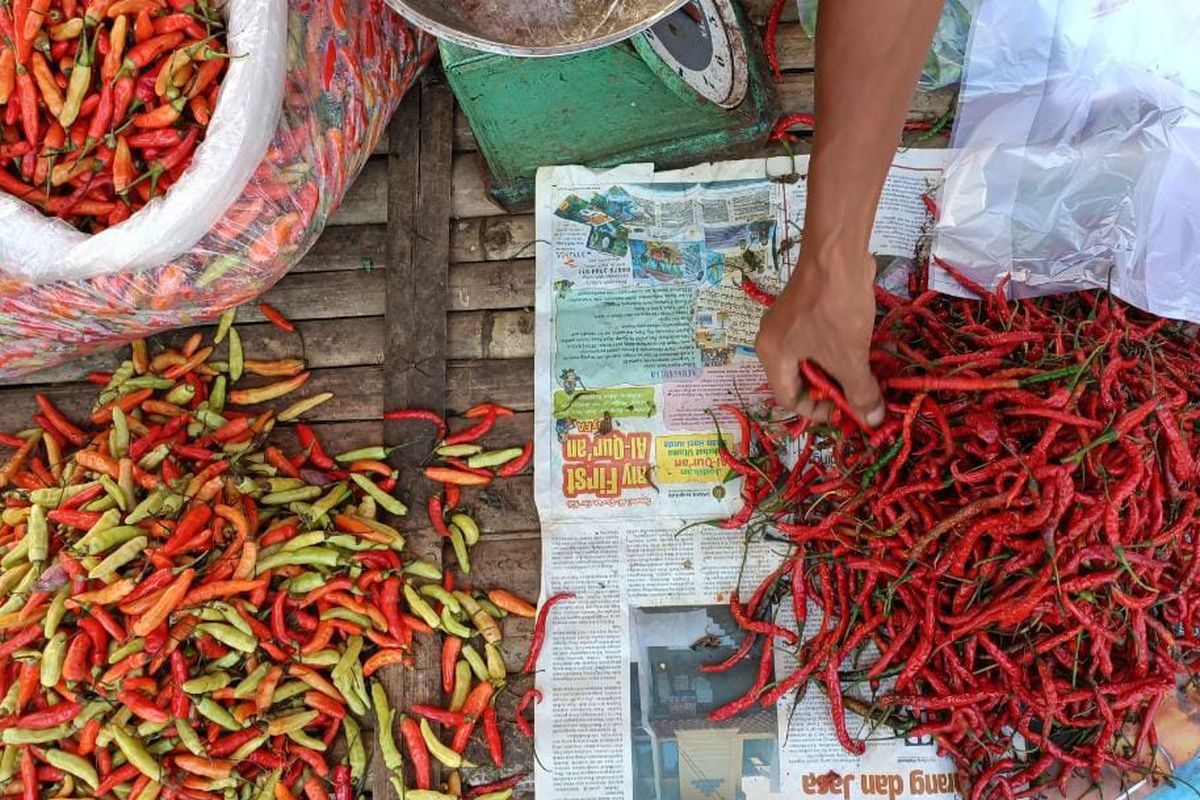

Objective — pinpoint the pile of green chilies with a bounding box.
[0,307,539,800]
[714,266,1200,800]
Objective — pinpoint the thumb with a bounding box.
[830,357,885,428]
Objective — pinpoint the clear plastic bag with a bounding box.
[0,0,434,378]
[934,0,1200,320]
[0,0,287,285]
[794,0,972,90]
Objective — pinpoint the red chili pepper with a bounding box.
[399,715,432,790]
[482,704,504,768]
[382,407,449,441]
[522,592,575,674]
[515,687,542,738]
[443,412,496,446]
[257,302,295,333]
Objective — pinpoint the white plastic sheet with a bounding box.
[933,0,1200,321]
[0,0,287,285]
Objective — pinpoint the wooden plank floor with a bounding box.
[0,12,951,796]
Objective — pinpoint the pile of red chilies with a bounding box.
[0,306,563,800]
[0,0,227,231]
[716,264,1200,800]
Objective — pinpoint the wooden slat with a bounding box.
[250,271,386,321]
[375,72,455,794]
[451,216,536,264]
[776,21,815,72]
[452,153,507,219]
[448,259,535,311]
[447,310,534,360]
[328,157,388,227]
[291,224,387,274]
[447,359,534,413]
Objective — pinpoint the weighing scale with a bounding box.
[435,0,779,208]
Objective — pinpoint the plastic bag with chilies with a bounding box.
[794,0,972,90]
[0,0,435,379]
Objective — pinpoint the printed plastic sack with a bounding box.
[933,0,1200,321]
[0,0,287,284]
[0,0,434,379]
[794,0,971,90]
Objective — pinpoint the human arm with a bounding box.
[755,0,943,425]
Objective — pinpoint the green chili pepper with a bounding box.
[260,486,324,505]
[370,682,403,771]
[29,482,96,508]
[436,443,482,457]
[355,495,376,519]
[461,644,489,682]
[229,327,244,382]
[308,483,351,523]
[271,680,309,706]
[335,445,389,463]
[268,710,319,735]
[230,733,270,763]
[255,547,340,574]
[163,383,195,407]
[174,717,206,757]
[137,443,171,471]
[73,701,109,731]
[41,586,68,641]
[215,603,255,637]
[420,718,464,769]
[210,375,227,413]
[107,638,145,665]
[403,559,442,581]
[449,527,471,574]
[40,631,67,687]
[299,650,341,667]
[0,746,17,783]
[26,504,48,563]
[343,716,367,783]
[194,408,228,430]
[484,642,508,682]
[1,724,71,744]
[88,536,148,579]
[285,572,325,595]
[196,697,243,731]
[278,531,326,553]
[440,606,473,639]
[0,684,19,716]
[320,607,373,629]
[349,473,407,516]
[449,661,471,712]
[0,536,28,569]
[208,650,243,671]
[125,490,166,524]
[419,584,462,615]
[183,672,231,694]
[81,524,143,556]
[99,474,128,511]
[232,664,271,700]
[111,725,163,782]
[46,747,100,789]
[0,563,29,596]
[404,584,441,629]
[196,623,257,653]
[252,769,282,800]
[449,512,481,545]
[136,719,170,739]
[120,375,175,391]
[214,308,236,344]
[477,597,507,620]
[110,405,132,457]
[466,447,523,469]
[286,728,327,751]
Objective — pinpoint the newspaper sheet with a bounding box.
[531,151,960,800]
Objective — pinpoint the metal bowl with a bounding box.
[384,0,693,57]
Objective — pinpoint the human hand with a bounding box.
[754,249,884,426]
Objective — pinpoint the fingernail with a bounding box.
[866,406,885,427]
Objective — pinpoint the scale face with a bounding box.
[635,0,750,109]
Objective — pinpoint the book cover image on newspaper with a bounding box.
[530,152,959,800]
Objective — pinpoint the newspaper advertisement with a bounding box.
[531,152,959,800]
